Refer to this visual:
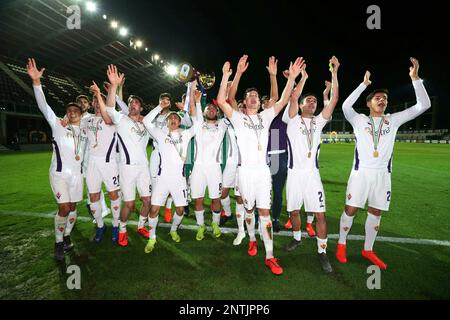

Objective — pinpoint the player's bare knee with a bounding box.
[175,207,185,216]
[221,188,229,199]
[345,205,358,216]
[236,196,243,204]
[258,209,270,217]
[315,212,326,223]
[368,207,382,216]
[141,197,151,208]
[89,192,101,203]
[58,203,71,216]
[149,206,160,218]
[69,203,76,212]
[124,201,134,210]
[109,191,119,201]
[194,198,204,211]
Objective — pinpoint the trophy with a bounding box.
[177,62,215,90]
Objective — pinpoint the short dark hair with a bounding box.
[261,95,270,101]
[75,95,89,104]
[66,102,82,112]
[128,95,144,107]
[159,92,173,104]
[166,111,182,121]
[243,88,259,100]
[366,89,389,102]
[300,93,318,104]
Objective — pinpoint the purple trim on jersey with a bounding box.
[105,132,117,163]
[354,147,360,171]
[157,151,162,176]
[52,140,62,172]
[387,153,393,173]
[115,139,119,153]
[117,134,130,165]
[315,144,321,169]
[182,164,186,177]
[287,136,294,169]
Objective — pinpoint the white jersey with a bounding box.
[343,80,431,171]
[223,118,239,165]
[82,115,117,162]
[33,85,87,174]
[143,106,201,176]
[193,103,228,165]
[106,107,150,166]
[229,108,276,167]
[285,112,329,171]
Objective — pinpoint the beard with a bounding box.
[205,114,218,121]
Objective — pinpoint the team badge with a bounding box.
[56,192,61,199]
[320,243,327,250]
[374,226,379,232]
[384,119,390,125]
[343,227,349,232]
[113,206,119,211]
[58,227,65,232]
[69,218,75,224]
[347,194,352,200]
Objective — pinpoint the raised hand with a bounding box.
[282,70,290,79]
[175,102,184,111]
[323,80,331,96]
[300,64,308,81]
[194,89,202,103]
[26,58,45,85]
[222,61,233,78]
[266,56,278,76]
[236,55,249,74]
[107,64,124,86]
[103,81,111,93]
[89,81,101,96]
[288,57,305,80]
[363,71,372,86]
[409,57,420,81]
[329,56,340,73]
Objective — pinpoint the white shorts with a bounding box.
[190,164,223,199]
[119,164,151,202]
[237,166,272,210]
[286,169,326,213]
[86,158,120,193]
[345,168,392,211]
[152,174,188,207]
[222,162,238,188]
[50,170,83,204]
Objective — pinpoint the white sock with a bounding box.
[91,201,103,228]
[64,210,77,236]
[221,196,232,217]
[212,211,221,225]
[364,213,381,251]
[259,215,274,259]
[171,213,184,232]
[307,213,314,224]
[317,237,328,254]
[166,196,173,209]
[148,216,158,240]
[236,203,245,233]
[338,211,354,245]
[119,220,127,233]
[245,211,256,241]
[54,214,67,243]
[110,198,121,227]
[195,210,205,226]
[293,231,302,241]
[138,215,147,229]
[100,191,108,213]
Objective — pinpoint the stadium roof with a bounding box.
[0,0,185,105]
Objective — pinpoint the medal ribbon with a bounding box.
[369,116,384,151]
[300,116,314,156]
[247,113,263,150]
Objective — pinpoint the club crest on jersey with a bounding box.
[56,192,61,199]
[347,194,352,200]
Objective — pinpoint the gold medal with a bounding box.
[75,155,80,161]
[373,150,379,158]
[308,151,311,158]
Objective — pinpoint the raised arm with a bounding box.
[90,81,113,125]
[26,58,57,129]
[391,57,431,126]
[228,55,249,110]
[217,61,235,119]
[322,56,340,120]
[106,64,124,108]
[288,64,308,119]
[343,71,370,123]
[266,56,279,105]
[273,57,304,115]
[323,81,331,107]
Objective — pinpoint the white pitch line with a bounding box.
[2,210,450,247]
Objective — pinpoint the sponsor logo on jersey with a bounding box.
[244,122,264,130]
[164,137,183,144]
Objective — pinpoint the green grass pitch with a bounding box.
[1,143,450,299]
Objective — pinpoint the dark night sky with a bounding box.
[102,0,448,121]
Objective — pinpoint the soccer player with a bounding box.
[27,58,87,261]
[190,93,228,241]
[82,81,121,243]
[336,58,431,270]
[142,84,201,253]
[75,94,111,223]
[217,56,304,275]
[103,65,152,247]
[282,56,340,273]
